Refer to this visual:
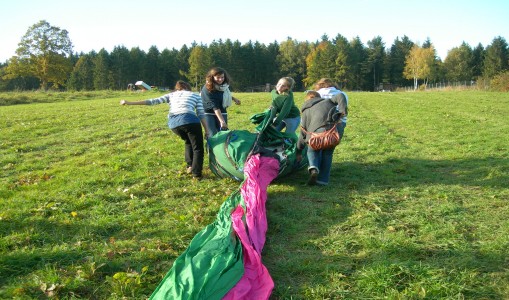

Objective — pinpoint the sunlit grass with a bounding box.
[1,90,508,299]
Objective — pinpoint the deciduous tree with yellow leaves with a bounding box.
[403,45,435,90]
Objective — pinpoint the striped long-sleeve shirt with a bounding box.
[145,91,205,118]
[145,91,204,129]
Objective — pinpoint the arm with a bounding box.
[233,96,241,105]
[194,93,209,136]
[120,99,148,105]
[296,112,308,151]
[200,118,209,138]
[120,94,170,106]
[214,109,228,130]
[295,119,307,162]
[330,93,347,115]
[272,91,294,125]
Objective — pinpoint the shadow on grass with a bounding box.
[336,156,508,191]
[0,217,123,286]
[1,155,507,297]
[264,156,508,298]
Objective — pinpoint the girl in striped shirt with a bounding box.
[120,80,209,180]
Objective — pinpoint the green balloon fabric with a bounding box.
[208,109,307,181]
[150,192,245,300]
[150,109,307,299]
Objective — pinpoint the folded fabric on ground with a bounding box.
[149,154,279,300]
[208,109,307,181]
[150,108,308,299]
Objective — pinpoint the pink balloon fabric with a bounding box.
[223,154,280,299]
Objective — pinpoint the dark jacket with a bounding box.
[297,93,347,150]
[200,85,225,114]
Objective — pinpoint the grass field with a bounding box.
[1,90,508,299]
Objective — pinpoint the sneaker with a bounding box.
[186,166,192,174]
[307,169,318,185]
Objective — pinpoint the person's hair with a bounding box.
[305,90,321,100]
[205,67,231,91]
[280,77,295,90]
[175,80,192,91]
[314,78,338,90]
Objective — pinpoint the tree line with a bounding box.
[1,20,508,92]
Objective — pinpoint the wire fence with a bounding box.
[400,79,491,92]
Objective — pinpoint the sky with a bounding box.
[1,0,508,63]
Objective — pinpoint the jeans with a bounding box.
[306,123,346,185]
[171,123,205,177]
[307,147,335,185]
[203,113,228,139]
[275,116,301,133]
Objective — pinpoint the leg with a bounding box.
[171,126,193,169]
[283,116,301,133]
[204,114,219,139]
[186,123,205,178]
[306,147,321,185]
[316,148,334,185]
[274,121,286,132]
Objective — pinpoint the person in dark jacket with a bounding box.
[200,67,241,139]
[296,90,348,185]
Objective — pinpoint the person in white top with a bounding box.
[314,78,349,138]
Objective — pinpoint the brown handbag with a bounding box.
[301,123,340,151]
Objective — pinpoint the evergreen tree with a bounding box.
[265,42,280,86]
[145,46,161,87]
[348,37,368,90]
[386,36,414,87]
[129,47,147,85]
[483,36,508,78]
[159,48,179,89]
[186,45,213,89]
[93,48,112,90]
[208,39,224,69]
[444,42,474,82]
[251,41,275,89]
[110,45,131,90]
[333,34,350,89]
[472,43,485,79]
[68,52,95,90]
[176,45,191,83]
[226,40,245,91]
[366,36,385,91]
[277,37,309,90]
[305,38,337,88]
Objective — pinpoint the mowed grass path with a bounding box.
[1,91,508,299]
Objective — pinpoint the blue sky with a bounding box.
[1,0,508,63]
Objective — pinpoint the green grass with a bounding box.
[1,90,508,299]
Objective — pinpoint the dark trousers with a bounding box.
[171,123,204,177]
